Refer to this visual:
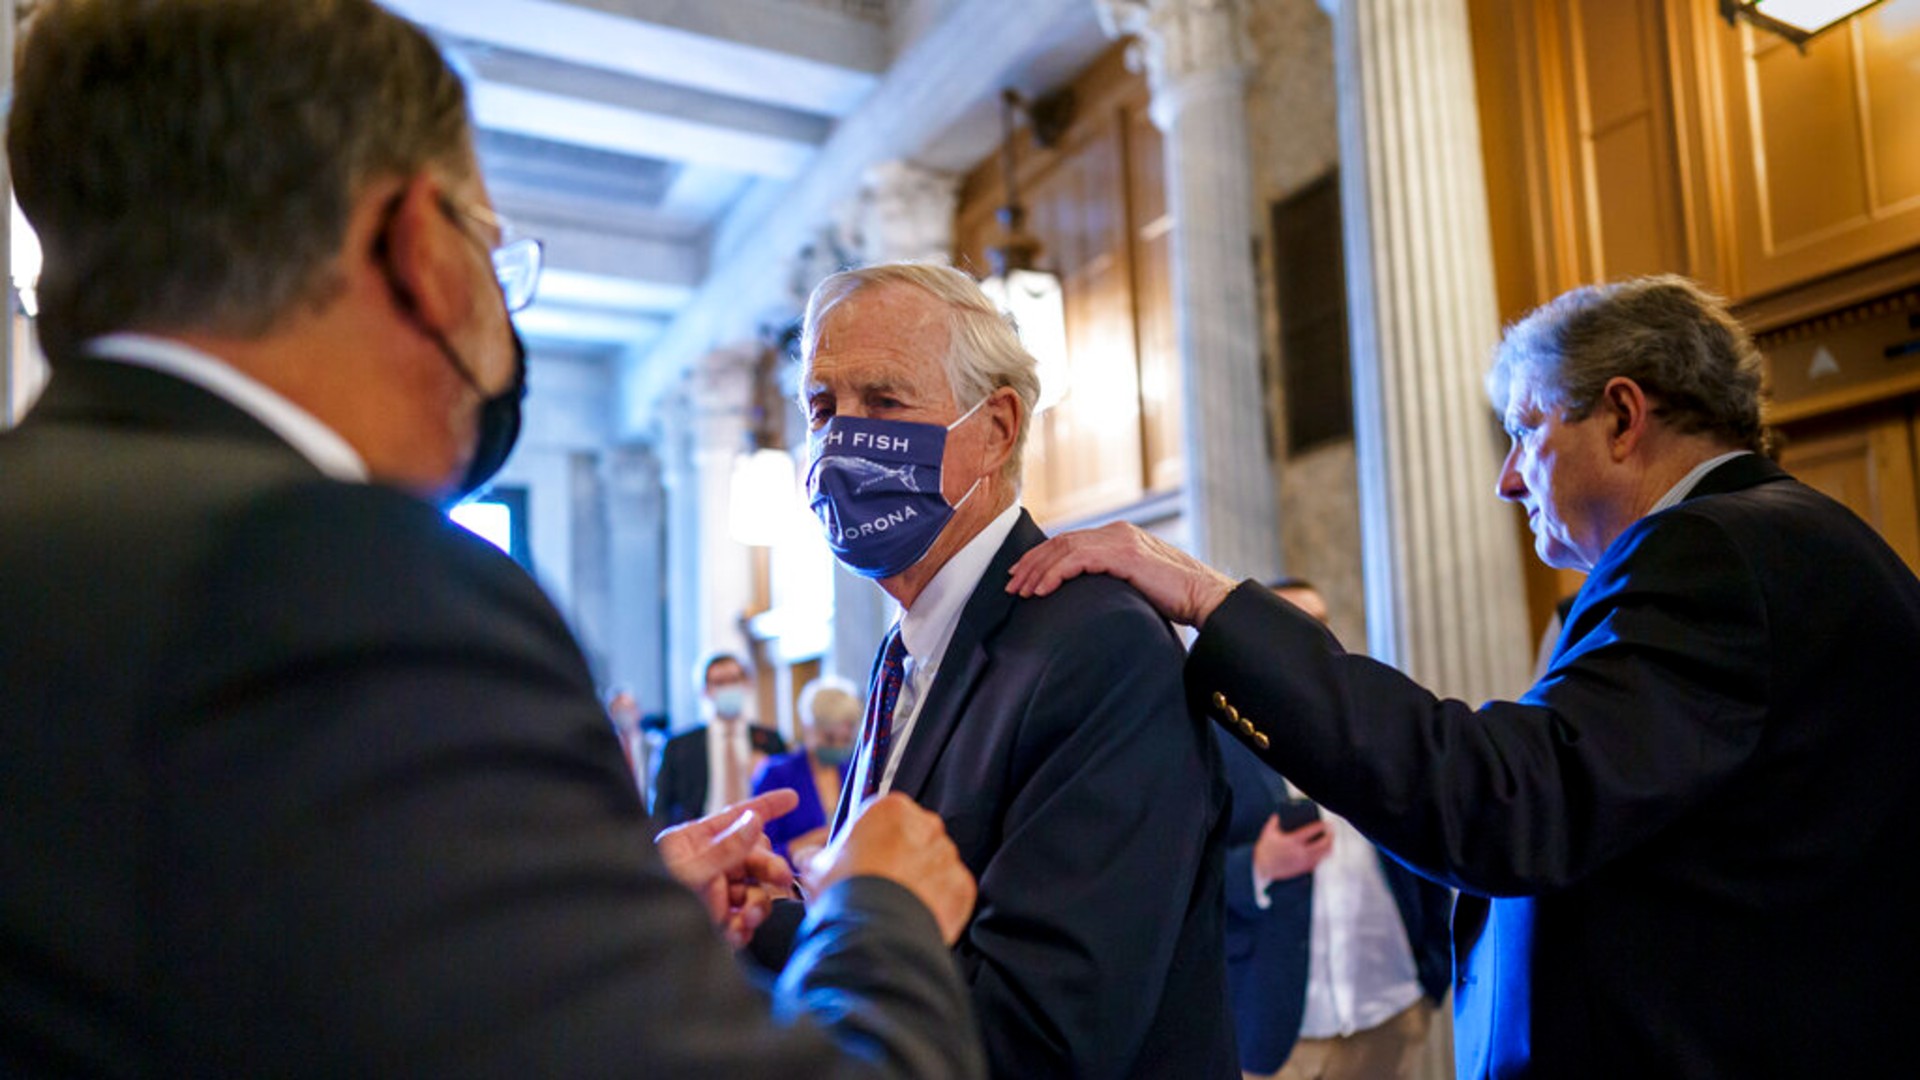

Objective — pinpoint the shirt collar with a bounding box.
[1648,450,1751,516]
[84,333,368,483]
[897,502,1022,666]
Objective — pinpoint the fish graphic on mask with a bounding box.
[805,405,985,579]
[813,456,921,495]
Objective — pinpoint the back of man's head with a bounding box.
[1486,274,1767,454]
[1266,576,1330,626]
[8,0,472,360]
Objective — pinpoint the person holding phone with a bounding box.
[1219,580,1452,1080]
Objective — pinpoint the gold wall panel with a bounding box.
[1862,2,1920,208]
[1750,31,1869,247]
[1726,0,1920,297]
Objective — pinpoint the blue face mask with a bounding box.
[708,685,749,720]
[812,744,854,768]
[805,398,986,580]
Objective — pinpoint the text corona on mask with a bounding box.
[833,505,921,542]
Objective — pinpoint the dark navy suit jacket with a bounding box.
[832,511,1238,1080]
[1189,455,1920,1078]
[651,721,787,826]
[1218,731,1451,1073]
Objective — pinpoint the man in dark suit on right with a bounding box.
[1009,275,1920,1077]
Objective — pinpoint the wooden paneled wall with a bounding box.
[1473,0,1920,315]
[1470,0,1920,628]
[953,45,1179,527]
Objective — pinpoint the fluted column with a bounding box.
[1097,0,1281,582]
[603,445,668,717]
[660,344,759,730]
[1328,0,1531,701]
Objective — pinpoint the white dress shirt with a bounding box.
[1648,450,1751,515]
[852,503,1022,799]
[85,333,367,482]
[1294,806,1425,1038]
[701,716,759,818]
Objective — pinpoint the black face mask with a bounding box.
[452,322,527,502]
[378,203,528,503]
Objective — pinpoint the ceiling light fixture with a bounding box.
[979,87,1075,415]
[1720,0,1888,47]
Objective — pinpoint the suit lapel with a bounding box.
[886,512,1043,801]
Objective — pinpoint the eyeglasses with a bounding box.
[439,197,545,313]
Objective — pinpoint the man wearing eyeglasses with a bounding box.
[0,2,981,1077]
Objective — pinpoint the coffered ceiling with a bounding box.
[385,0,894,366]
[384,0,1112,420]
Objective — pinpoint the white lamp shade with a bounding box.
[728,447,800,547]
[981,268,1071,414]
[1743,0,1884,35]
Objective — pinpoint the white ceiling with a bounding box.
[386,0,1111,428]
[382,0,884,362]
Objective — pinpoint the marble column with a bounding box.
[818,159,962,685]
[602,445,669,718]
[1097,0,1282,582]
[660,344,760,731]
[1324,0,1532,702]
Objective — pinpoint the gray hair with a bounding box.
[797,675,863,732]
[8,0,473,360]
[800,262,1041,483]
[1487,275,1766,453]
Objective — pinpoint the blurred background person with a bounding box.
[605,685,648,799]
[1223,578,1452,1080]
[752,675,861,870]
[653,650,786,826]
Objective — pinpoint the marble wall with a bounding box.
[1243,0,1368,647]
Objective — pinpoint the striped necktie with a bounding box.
[859,627,911,799]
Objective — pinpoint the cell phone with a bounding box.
[1275,797,1321,832]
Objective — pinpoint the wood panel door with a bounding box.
[1025,116,1146,523]
[1776,400,1920,572]
[952,45,1174,527]
[1720,0,1920,299]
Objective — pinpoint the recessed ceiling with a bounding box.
[384,0,1112,419]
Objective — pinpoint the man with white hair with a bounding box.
[798,262,1237,1078]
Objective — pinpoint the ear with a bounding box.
[1600,376,1651,461]
[376,173,469,334]
[976,385,1026,478]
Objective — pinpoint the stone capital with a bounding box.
[858,159,961,265]
[1094,0,1249,99]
